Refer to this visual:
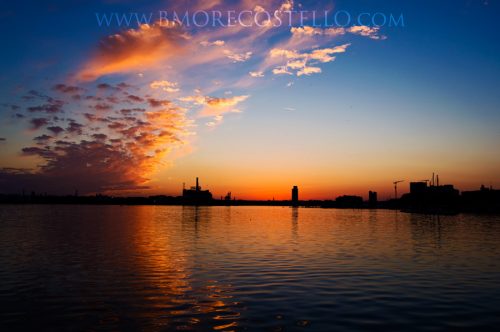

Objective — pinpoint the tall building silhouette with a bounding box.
[182,177,212,204]
[369,191,378,206]
[292,186,298,206]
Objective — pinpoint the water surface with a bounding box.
[1,205,500,331]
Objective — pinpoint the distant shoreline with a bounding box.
[1,195,499,215]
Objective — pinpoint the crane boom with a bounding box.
[393,180,404,199]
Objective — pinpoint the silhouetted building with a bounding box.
[182,177,212,204]
[291,186,299,206]
[410,182,427,194]
[401,180,460,214]
[224,192,232,201]
[462,185,500,213]
[368,191,378,206]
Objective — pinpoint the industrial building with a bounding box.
[182,177,212,204]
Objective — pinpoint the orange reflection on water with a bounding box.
[130,205,241,331]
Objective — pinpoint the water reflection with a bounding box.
[291,207,299,240]
[1,205,500,331]
[134,206,241,331]
[409,213,444,251]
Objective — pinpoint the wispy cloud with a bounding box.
[249,71,264,77]
[268,43,350,76]
[291,25,385,40]
[180,94,248,126]
[200,40,225,46]
[150,80,180,93]
[272,66,293,75]
[348,26,386,40]
[223,50,253,62]
[76,21,190,81]
[297,66,321,76]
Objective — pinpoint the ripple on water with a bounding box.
[1,206,500,331]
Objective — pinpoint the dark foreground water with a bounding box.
[1,205,500,331]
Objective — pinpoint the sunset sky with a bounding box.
[0,0,499,200]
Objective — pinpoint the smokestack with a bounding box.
[437,175,439,187]
[196,177,199,191]
[432,173,435,186]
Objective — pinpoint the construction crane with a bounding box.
[419,179,430,184]
[393,180,404,199]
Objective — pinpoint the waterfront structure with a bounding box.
[182,177,212,204]
[292,186,299,206]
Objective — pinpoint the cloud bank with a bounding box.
[1,0,387,195]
